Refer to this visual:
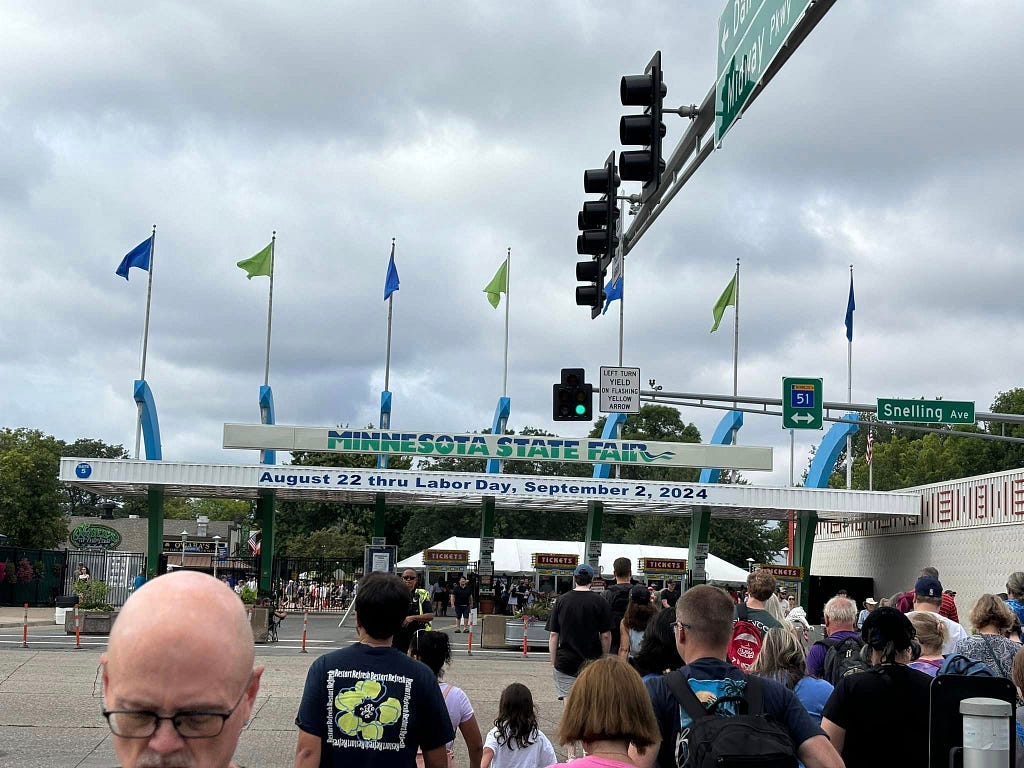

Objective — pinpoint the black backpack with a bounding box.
[664,671,797,768]
[815,635,868,685]
[603,583,632,653]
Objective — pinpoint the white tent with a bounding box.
[396,536,751,585]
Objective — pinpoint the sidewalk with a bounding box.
[0,606,60,628]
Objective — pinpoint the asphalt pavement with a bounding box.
[0,612,567,768]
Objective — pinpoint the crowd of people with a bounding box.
[97,558,1024,768]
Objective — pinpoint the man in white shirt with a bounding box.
[907,575,967,654]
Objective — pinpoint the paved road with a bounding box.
[0,615,567,768]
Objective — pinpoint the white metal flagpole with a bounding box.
[384,238,395,392]
[134,225,157,459]
[263,232,276,387]
[502,247,510,398]
[846,264,853,489]
[732,259,740,406]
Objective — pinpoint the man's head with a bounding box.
[914,575,943,612]
[356,572,411,641]
[864,597,877,612]
[674,584,735,663]
[573,563,594,587]
[745,570,776,603]
[823,595,858,633]
[401,569,419,591]
[458,576,467,588]
[101,571,263,768]
[612,557,632,581]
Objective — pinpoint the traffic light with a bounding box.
[619,50,666,202]
[576,152,620,319]
[552,368,594,421]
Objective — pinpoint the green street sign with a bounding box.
[716,0,812,143]
[783,377,823,430]
[877,398,975,425]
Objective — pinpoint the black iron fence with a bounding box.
[0,546,68,606]
[271,557,361,612]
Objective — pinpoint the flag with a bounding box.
[115,237,152,280]
[483,258,508,308]
[845,274,855,341]
[383,252,400,300]
[710,273,737,333]
[237,242,273,280]
[866,430,874,465]
[602,276,622,315]
[248,530,261,555]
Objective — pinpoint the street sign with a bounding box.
[600,366,641,414]
[716,0,813,142]
[587,540,603,561]
[877,398,975,425]
[480,536,495,556]
[782,377,823,430]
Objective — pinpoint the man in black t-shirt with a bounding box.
[602,556,633,655]
[450,575,474,633]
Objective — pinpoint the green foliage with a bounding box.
[515,596,552,621]
[239,585,258,604]
[74,579,113,611]
[0,428,67,548]
[281,527,366,559]
[163,497,252,522]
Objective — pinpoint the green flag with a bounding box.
[483,259,508,308]
[710,273,737,333]
[237,242,273,280]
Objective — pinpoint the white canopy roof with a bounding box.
[396,536,752,585]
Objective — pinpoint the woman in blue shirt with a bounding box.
[751,627,833,724]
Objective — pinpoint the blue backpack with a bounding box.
[937,654,994,677]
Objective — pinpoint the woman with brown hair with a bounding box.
[954,593,1022,679]
[557,657,660,768]
[619,586,657,662]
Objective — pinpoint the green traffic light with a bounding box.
[575,404,586,415]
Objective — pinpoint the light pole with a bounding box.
[180,530,189,567]
[213,535,222,579]
[746,557,754,573]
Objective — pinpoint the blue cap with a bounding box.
[574,563,595,578]
[915,575,943,598]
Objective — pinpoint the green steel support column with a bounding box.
[584,501,603,569]
[374,493,387,540]
[480,496,495,539]
[688,509,712,587]
[146,487,164,580]
[258,491,275,596]
[794,510,818,609]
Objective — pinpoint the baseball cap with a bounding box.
[574,563,595,578]
[915,576,943,598]
[861,606,916,650]
[629,585,650,603]
[865,597,878,605]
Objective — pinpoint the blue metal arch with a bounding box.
[133,379,162,460]
[376,390,392,469]
[485,397,512,474]
[593,413,628,479]
[259,385,276,465]
[698,410,744,484]
[805,414,859,488]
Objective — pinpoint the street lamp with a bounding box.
[213,535,223,579]
[180,530,189,567]
[746,557,754,573]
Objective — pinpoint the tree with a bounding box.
[280,527,366,560]
[0,428,66,548]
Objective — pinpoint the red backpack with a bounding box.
[727,603,763,671]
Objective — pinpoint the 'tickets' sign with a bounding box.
[532,553,579,570]
[423,549,470,565]
[757,564,804,580]
[639,558,688,574]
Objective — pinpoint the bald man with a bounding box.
[101,571,264,768]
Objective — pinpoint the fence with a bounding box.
[65,550,147,607]
[0,547,68,606]
[272,557,360,612]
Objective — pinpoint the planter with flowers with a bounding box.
[65,579,119,635]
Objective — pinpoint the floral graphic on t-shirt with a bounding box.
[334,679,403,740]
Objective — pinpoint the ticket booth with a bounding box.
[531,552,577,596]
[639,557,687,594]
[755,564,804,607]
[423,549,470,588]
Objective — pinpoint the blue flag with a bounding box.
[116,237,152,280]
[845,274,855,341]
[383,252,400,300]
[602,276,623,315]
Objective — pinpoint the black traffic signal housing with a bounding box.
[619,50,666,203]
[552,368,594,421]
[576,152,620,319]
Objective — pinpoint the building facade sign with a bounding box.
[68,523,122,550]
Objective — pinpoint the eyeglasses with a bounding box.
[103,676,251,739]
[402,575,417,581]
[670,622,693,633]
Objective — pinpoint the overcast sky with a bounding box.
[2,1,1021,487]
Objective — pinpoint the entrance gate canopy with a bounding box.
[60,458,920,522]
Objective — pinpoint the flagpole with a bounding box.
[846,263,853,489]
[384,238,396,392]
[732,259,740,406]
[264,232,276,387]
[135,225,157,459]
[502,247,510,398]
